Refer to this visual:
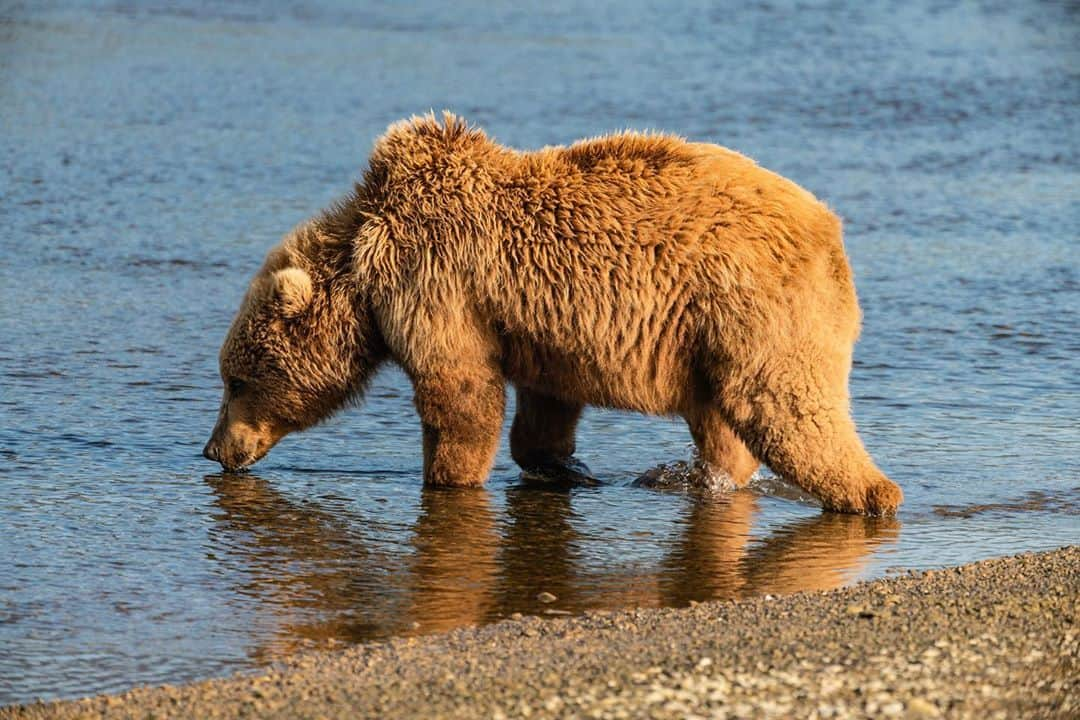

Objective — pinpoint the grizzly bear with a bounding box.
[203,113,902,516]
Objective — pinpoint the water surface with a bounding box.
[1,0,1078,706]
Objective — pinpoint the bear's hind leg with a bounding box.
[718,350,902,516]
[510,388,594,482]
[413,363,505,488]
[685,405,759,488]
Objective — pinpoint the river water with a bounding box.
[1,0,1077,706]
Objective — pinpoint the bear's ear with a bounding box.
[270,267,314,317]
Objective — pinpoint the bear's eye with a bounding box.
[227,378,247,395]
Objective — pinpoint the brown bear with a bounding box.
[203,113,903,516]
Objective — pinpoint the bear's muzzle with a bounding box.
[202,439,222,464]
[203,415,283,472]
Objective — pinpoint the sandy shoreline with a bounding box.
[5,546,1076,719]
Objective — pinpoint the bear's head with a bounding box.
[203,230,383,472]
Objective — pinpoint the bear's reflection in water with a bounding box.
[206,475,898,664]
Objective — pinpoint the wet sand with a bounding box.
[5,546,1076,719]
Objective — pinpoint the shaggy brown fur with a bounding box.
[204,113,903,515]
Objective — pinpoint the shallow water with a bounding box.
[1,0,1078,706]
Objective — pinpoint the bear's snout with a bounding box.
[202,440,221,463]
[202,435,252,472]
[202,418,280,472]
[202,436,242,470]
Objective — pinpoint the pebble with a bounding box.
[881,700,904,716]
[906,697,941,718]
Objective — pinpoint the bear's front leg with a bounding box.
[509,388,595,482]
[412,364,506,487]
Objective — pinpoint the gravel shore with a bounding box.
[5,546,1076,719]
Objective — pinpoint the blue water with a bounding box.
[1,0,1078,706]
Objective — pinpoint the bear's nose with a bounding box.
[203,441,220,463]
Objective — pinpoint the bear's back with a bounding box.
[507,132,840,267]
